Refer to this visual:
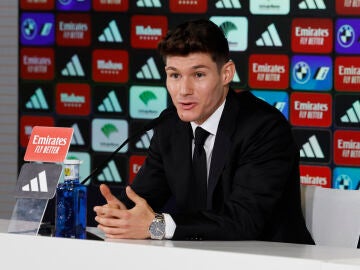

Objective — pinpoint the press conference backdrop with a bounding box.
[17,0,360,224]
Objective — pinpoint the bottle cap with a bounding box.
[64,159,83,165]
[64,159,82,180]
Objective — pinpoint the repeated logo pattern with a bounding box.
[19,0,360,190]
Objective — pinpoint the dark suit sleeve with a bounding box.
[128,126,173,211]
[172,111,303,241]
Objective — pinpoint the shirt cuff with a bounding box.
[163,213,176,239]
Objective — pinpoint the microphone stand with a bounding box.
[80,107,174,185]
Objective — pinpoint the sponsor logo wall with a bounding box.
[18,0,360,223]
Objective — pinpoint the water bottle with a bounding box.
[55,159,87,239]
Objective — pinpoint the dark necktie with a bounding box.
[192,127,210,210]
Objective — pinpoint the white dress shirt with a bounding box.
[163,100,226,239]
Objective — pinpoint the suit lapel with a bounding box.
[170,120,193,206]
[207,91,240,209]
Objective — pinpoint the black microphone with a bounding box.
[80,106,175,185]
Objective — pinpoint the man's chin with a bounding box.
[177,111,197,123]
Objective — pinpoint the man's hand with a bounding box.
[93,184,155,239]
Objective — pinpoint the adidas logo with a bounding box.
[340,100,360,123]
[136,57,161,80]
[136,129,154,149]
[25,87,49,110]
[61,54,85,77]
[136,0,162,7]
[298,0,326,9]
[97,160,122,183]
[300,135,324,158]
[98,90,122,112]
[98,20,122,43]
[232,70,241,83]
[256,23,282,47]
[71,123,85,145]
[22,170,48,192]
[215,0,241,8]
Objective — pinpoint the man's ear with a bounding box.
[222,60,236,85]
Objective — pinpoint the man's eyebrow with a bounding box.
[165,66,177,71]
[165,65,209,71]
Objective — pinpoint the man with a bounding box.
[94,19,314,244]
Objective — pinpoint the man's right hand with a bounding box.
[98,184,127,210]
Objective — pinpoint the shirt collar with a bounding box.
[190,99,226,137]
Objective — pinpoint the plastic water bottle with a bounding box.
[55,159,87,239]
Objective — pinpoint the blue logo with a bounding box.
[335,19,360,54]
[56,0,91,11]
[290,55,332,91]
[333,167,360,190]
[251,90,289,119]
[20,13,54,46]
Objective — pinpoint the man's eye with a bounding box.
[169,73,179,79]
[195,72,204,78]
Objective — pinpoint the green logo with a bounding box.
[101,123,118,138]
[139,90,157,105]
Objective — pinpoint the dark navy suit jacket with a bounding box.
[123,90,314,244]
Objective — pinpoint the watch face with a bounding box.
[150,219,165,240]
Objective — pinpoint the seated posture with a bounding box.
[94,19,314,244]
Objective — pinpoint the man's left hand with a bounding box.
[94,186,155,239]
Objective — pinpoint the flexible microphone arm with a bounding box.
[80,107,175,185]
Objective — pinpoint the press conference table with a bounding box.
[0,219,359,270]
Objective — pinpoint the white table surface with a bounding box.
[1,219,359,270]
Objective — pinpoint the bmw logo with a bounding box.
[337,24,355,48]
[293,61,311,84]
[22,18,37,40]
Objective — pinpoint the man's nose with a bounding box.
[179,77,193,95]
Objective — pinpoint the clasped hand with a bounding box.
[93,184,155,239]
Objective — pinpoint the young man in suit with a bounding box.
[94,19,314,244]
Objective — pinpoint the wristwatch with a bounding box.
[149,213,166,240]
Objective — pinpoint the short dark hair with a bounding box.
[157,19,230,69]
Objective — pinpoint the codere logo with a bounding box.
[61,54,85,77]
[25,88,49,110]
[97,160,122,183]
[298,0,326,9]
[299,135,324,159]
[215,0,242,8]
[256,23,282,47]
[98,90,122,113]
[136,57,161,80]
[98,20,122,43]
[136,0,162,7]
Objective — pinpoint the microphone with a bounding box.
[80,106,175,185]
